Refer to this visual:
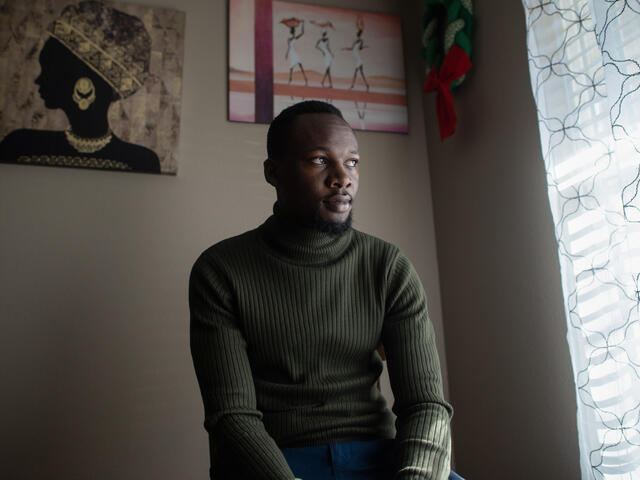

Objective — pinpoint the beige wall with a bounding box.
[0,1,448,478]
[420,1,581,478]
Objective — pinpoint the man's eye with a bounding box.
[345,158,359,167]
[310,157,327,165]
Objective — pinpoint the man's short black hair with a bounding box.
[267,101,347,160]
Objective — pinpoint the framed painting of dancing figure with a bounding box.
[0,0,185,174]
[229,0,408,133]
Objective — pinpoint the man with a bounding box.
[190,101,459,479]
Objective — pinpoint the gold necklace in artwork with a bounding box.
[65,128,113,154]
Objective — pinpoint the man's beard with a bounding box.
[313,210,353,236]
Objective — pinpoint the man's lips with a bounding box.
[323,194,352,213]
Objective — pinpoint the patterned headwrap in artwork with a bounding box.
[47,1,151,99]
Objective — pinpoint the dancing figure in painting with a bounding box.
[343,16,369,91]
[354,100,368,130]
[0,1,160,173]
[282,18,308,86]
[312,21,334,88]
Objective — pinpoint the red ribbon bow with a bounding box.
[423,45,472,140]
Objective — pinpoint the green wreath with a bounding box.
[422,0,473,139]
[422,0,473,89]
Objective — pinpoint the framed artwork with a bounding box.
[229,0,408,133]
[0,0,185,175]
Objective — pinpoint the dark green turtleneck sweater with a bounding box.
[189,213,452,479]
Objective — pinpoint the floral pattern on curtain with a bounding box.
[521,0,640,478]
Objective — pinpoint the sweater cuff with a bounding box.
[393,403,451,480]
[212,414,296,479]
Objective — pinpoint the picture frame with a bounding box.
[229,0,409,133]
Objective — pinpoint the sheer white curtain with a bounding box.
[521,1,640,478]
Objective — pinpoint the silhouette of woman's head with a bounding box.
[36,38,115,115]
[40,1,152,116]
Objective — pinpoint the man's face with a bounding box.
[268,113,360,228]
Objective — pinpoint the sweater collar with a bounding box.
[259,204,353,266]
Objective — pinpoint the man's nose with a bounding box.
[327,164,351,188]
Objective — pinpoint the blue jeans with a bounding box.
[281,439,464,480]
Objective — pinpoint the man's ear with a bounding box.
[264,158,277,187]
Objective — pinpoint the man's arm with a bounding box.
[382,252,453,480]
[189,253,296,480]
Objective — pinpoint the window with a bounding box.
[522,1,640,478]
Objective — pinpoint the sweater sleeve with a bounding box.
[189,253,296,480]
[381,251,453,480]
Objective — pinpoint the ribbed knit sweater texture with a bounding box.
[189,212,453,479]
